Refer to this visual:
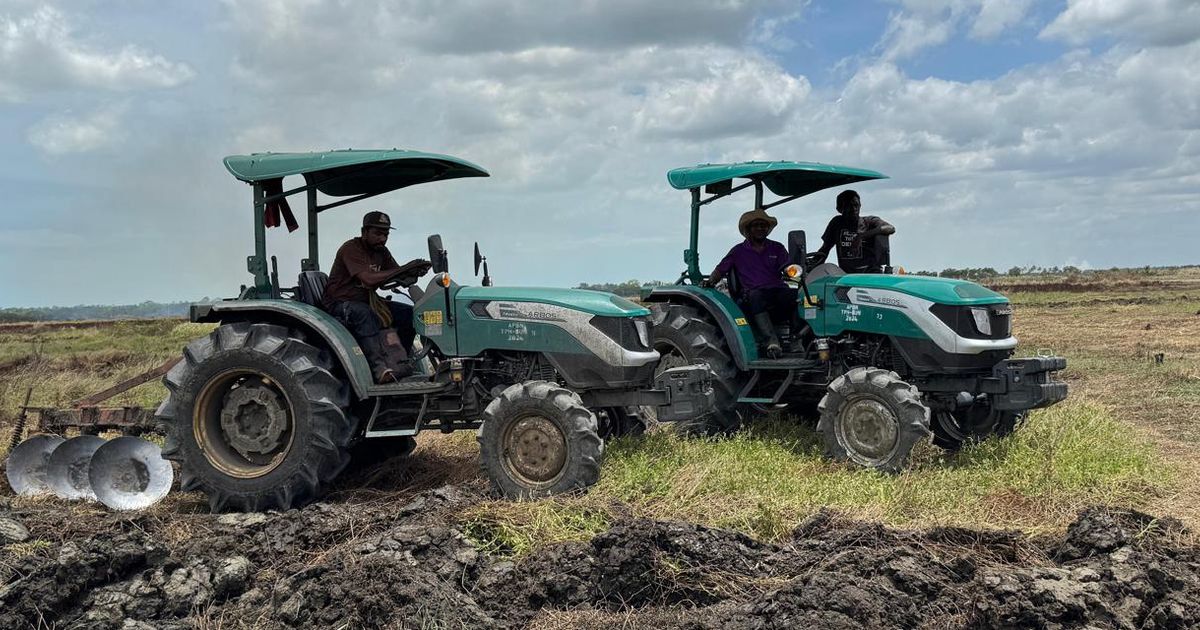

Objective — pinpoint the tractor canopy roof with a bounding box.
[223,149,489,197]
[667,161,887,198]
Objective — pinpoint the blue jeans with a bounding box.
[329,299,415,354]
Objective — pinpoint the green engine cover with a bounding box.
[413,284,656,360]
[804,274,1009,339]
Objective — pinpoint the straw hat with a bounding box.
[738,208,778,238]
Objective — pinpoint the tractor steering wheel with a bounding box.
[380,273,418,291]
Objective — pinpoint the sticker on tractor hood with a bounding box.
[495,302,564,322]
[483,301,658,367]
[853,289,907,309]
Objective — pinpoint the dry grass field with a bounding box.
[1,267,1196,543]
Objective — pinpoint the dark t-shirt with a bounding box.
[322,237,399,309]
[821,215,886,273]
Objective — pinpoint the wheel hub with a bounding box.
[654,345,689,377]
[838,397,899,465]
[220,385,289,458]
[505,415,567,483]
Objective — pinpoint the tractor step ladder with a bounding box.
[737,369,797,404]
[366,377,451,397]
[746,357,821,370]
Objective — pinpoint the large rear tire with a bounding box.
[818,367,930,473]
[595,407,646,440]
[649,303,746,435]
[157,323,355,512]
[932,404,1027,451]
[478,381,603,499]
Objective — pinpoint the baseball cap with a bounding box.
[362,211,395,230]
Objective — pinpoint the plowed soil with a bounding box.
[2,483,1197,630]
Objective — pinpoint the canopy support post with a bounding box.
[303,187,319,271]
[249,183,271,296]
[686,187,702,284]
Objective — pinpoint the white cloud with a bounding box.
[970,0,1034,40]
[27,105,126,155]
[0,6,194,101]
[633,55,811,140]
[878,0,1035,60]
[1042,0,1200,47]
[2,0,1199,306]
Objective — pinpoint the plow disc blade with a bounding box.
[89,436,173,511]
[5,434,66,496]
[47,435,106,500]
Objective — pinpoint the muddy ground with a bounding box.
[1,478,1197,630]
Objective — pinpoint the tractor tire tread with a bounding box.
[478,380,602,499]
[157,322,355,512]
[818,366,931,474]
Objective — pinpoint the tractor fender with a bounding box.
[643,287,755,370]
[189,301,376,399]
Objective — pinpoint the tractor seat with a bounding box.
[297,271,329,307]
[806,263,845,282]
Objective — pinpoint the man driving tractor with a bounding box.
[322,211,432,383]
[811,190,895,273]
[703,208,797,358]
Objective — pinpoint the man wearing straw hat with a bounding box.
[702,207,795,358]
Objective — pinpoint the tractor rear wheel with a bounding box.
[932,404,1027,451]
[650,303,746,435]
[595,407,646,440]
[158,322,355,512]
[478,381,603,498]
[818,367,931,473]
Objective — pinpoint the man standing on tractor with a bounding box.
[703,208,796,358]
[812,190,895,273]
[323,211,432,383]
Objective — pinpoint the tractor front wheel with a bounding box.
[818,367,931,473]
[158,323,355,512]
[478,381,603,498]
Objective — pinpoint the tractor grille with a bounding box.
[930,303,1012,340]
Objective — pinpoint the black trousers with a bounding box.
[328,299,416,353]
[743,287,798,323]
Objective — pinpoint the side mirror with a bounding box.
[427,234,448,274]
[474,242,492,287]
[787,230,807,269]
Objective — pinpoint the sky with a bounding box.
[1,0,1198,307]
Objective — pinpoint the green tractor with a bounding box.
[156,149,712,512]
[645,161,1067,471]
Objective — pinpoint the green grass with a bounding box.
[0,321,213,414]
[0,284,1190,554]
[464,399,1171,555]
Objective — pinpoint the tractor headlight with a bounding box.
[969,307,992,336]
[633,318,650,348]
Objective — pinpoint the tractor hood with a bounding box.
[831,274,1008,306]
[455,287,651,318]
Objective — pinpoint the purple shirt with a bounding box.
[713,239,789,290]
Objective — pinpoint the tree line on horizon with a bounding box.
[1,263,1189,323]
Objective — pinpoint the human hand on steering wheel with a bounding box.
[380,259,433,291]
